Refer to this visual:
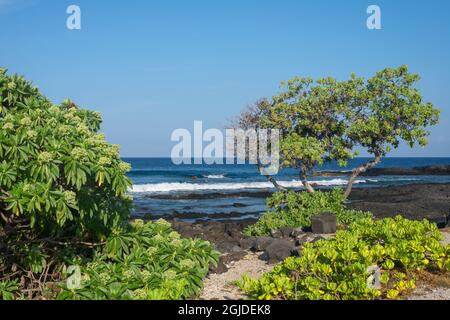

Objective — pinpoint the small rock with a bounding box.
[264,240,295,263]
[280,227,294,238]
[231,245,243,253]
[216,240,240,253]
[209,259,228,274]
[270,229,283,238]
[427,215,447,229]
[239,237,257,250]
[254,237,274,251]
[232,203,247,208]
[221,251,248,265]
[311,213,337,234]
[311,236,325,243]
[225,224,241,239]
[291,227,305,237]
[292,247,302,257]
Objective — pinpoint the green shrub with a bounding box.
[0,69,219,300]
[0,279,19,300]
[0,68,132,237]
[57,219,219,300]
[244,189,371,236]
[238,216,450,300]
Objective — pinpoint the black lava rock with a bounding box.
[216,240,241,253]
[311,213,337,234]
[239,237,257,250]
[254,236,275,251]
[270,229,283,238]
[280,227,294,238]
[263,239,295,263]
[291,227,305,237]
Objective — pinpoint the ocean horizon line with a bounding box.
[122,156,450,160]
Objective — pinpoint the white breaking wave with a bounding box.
[204,174,226,179]
[130,179,366,193]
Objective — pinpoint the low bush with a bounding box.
[57,219,219,300]
[238,216,450,300]
[244,189,371,236]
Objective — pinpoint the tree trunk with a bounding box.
[300,164,315,193]
[257,163,288,192]
[344,154,382,199]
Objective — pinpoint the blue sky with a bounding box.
[0,0,449,157]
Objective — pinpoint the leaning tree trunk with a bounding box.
[300,164,315,193]
[344,154,382,199]
[257,162,288,192]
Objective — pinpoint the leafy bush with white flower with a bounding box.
[0,68,132,236]
[57,220,219,300]
[0,69,219,300]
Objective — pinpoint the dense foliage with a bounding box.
[0,68,132,237]
[238,216,450,300]
[235,66,440,197]
[244,189,371,236]
[0,69,219,300]
[58,219,219,300]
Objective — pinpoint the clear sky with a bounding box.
[1,0,449,157]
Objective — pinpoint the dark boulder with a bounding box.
[263,240,295,263]
[270,229,283,238]
[210,259,228,274]
[295,238,305,246]
[311,213,337,234]
[311,235,325,243]
[291,227,305,237]
[254,236,275,251]
[221,251,248,265]
[239,237,257,250]
[215,240,241,253]
[280,227,294,238]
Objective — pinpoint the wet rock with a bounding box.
[264,240,295,262]
[254,236,274,251]
[311,213,337,234]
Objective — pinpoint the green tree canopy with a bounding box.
[236,66,440,197]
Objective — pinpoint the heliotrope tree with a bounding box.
[236,76,357,193]
[235,66,440,197]
[344,66,440,197]
[0,68,132,239]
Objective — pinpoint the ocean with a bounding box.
[126,158,450,222]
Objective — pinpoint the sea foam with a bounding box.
[130,178,366,193]
[203,174,226,179]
